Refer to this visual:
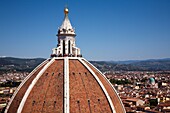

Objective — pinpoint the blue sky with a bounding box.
[0,0,170,61]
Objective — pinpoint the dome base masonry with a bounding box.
[5,8,125,113]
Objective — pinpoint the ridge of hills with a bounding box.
[91,58,170,72]
[0,57,170,73]
[0,57,45,73]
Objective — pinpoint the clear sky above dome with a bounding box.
[0,0,170,61]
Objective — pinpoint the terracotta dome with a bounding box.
[5,8,125,113]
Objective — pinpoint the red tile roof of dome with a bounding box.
[5,57,125,113]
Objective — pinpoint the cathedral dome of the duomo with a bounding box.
[5,8,125,113]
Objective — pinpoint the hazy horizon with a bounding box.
[1,56,170,62]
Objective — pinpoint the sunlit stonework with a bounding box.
[51,8,81,57]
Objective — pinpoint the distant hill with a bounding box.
[0,57,170,73]
[0,57,45,73]
[130,58,170,71]
[90,58,170,72]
